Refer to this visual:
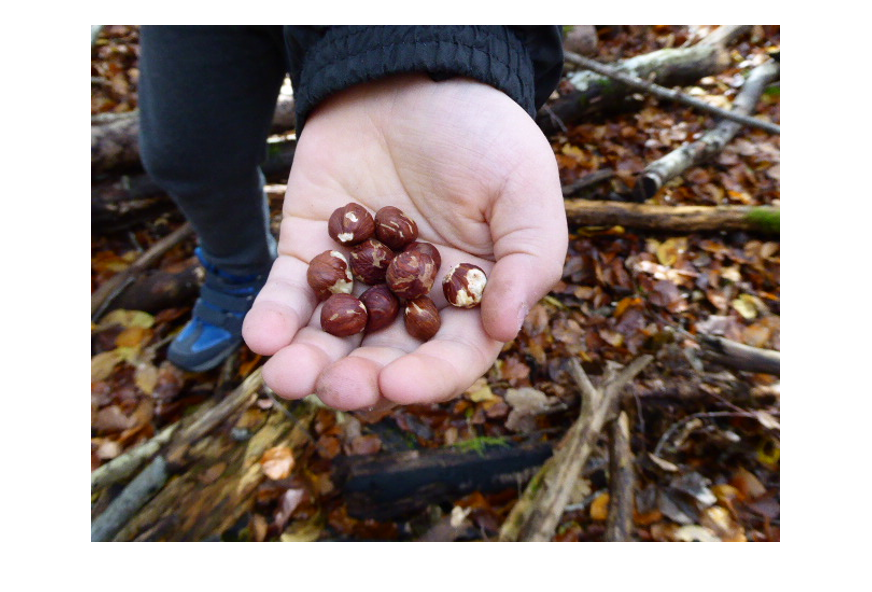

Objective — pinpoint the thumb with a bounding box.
[480,185,568,343]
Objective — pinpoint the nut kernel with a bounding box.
[404,296,441,341]
[328,203,375,246]
[359,284,400,333]
[375,206,418,250]
[350,238,395,285]
[443,263,487,308]
[386,250,438,300]
[320,293,368,337]
[306,250,353,300]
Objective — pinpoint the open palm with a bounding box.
[243,74,568,411]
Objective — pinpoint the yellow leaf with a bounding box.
[97,309,155,330]
[590,492,610,521]
[116,326,153,349]
[91,350,122,382]
[135,363,159,395]
[656,237,687,266]
[466,378,496,402]
[731,294,758,319]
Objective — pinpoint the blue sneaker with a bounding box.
[167,248,270,372]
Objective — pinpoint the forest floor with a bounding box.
[91,25,780,542]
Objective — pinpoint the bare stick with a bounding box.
[635,60,780,200]
[564,200,779,234]
[564,51,780,135]
[91,222,194,320]
[562,169,615,197]
[605,411,634,541]
[499,355,652,542]
[91,456,169,542]
[91,424,177,491]
[699,333,780,376]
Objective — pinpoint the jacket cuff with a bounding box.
[291,26,539,131]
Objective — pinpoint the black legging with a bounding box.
[138,26,287,275]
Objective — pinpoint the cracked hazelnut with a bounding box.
[349,238,395,285]
[320,293,368,337]
[375,206,418,250]
[404,296,441,341]
[386,250,438,300]
[328,203,375,246]
[404,241,442,271]
[359,284,400,333]
[306,250,353,301]
[443,263,487,308]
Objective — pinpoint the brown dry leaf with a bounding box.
[656,237,688,266]
[590,492,610,521]
[730,467,767,500]
[93,405,136,433]
[260,446,295,480]
[348,434,382,455]
[700,506,747,542]
[731,294,758,320]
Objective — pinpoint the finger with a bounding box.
[481,149,568,343]
[261,305,362,400]
[378,307,502,405]
[242,216,343,355]
[242,254,317,355]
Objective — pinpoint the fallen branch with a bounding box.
[562,169,615,197]
[635,60,781,200]
[92,95,296,174]
[564,52,780,135]
[698,333,780,376]
[499,355,652,542]
[91,222,194,320]
[92,456,169,542]
[564,200,779,234]
[106,257,200,315]
[91,423,177,492]
[538,26,745,136]
[605,411,634,541]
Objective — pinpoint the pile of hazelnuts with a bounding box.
[306,203,488,341]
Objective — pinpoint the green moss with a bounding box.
[746,207,780,234]
[452,435,510,456]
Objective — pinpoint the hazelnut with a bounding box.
[349,238,395,285]
[328,203,375,246]
[306,250,353,300]
[320,293,368,337]
[375,206,418,250]
[404,296,441,341]
[443,263,488,308]
[359,284,400,333]
[385,250,438,300]
[404,241,442,270]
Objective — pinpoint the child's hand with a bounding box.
[242,73,568,410]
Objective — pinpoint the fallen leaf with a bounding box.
[260,446,295,480]
[590,492,610,521]
[672,524,720,542]
[466,378,496,402]
[91,350,122,382]
[732,294,758,320]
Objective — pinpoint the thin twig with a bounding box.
[564,51,780,135]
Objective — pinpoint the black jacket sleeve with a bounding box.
[282,25,563,132]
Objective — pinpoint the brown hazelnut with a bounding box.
[404,296,441,341]
[404,241,442,270]
[359,284,400,333]
[375,206,418,250]
[328,203,375,246]
[320,293,368,337]
[306,250,353,301]
[443,263,488,308]
[349,238,395,285]
[385,250,438,300]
